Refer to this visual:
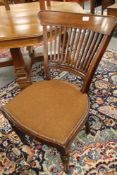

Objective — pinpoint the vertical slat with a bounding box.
[72,29,81,67]
[67,27,78,65]
[75,29,85,68]
[53,26,57,61]
[57,26,62,62]
[60,27,68,62]
[82,35,109,93]
[80,30,94,71]
[80,31,97,70]
[85,33,103,71]
[43,25,49,79]
[63,27,72,64]
[49,25,53,61]
[78,30,90,70]
[69,28,77,66]
[70,28,81,67]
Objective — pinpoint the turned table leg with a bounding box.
[4,0,10,10]
[10,48,31,89]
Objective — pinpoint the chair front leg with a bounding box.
[61,151,69,173]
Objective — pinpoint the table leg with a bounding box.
[4,0,10,10]
[90,0,95,14]
[10,48,31,89]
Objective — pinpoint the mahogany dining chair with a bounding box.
[1,10,117,173]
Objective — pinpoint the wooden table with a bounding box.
[107,3,117,30]
[0,1,84,88]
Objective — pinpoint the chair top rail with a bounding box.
[39,11,117,35]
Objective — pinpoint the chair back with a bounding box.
[39,0,51,10]
[39,11,117,93]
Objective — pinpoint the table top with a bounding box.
[0,1,84,42]
[107,3,117,9]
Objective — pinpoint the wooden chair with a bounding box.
[1,11,116,172]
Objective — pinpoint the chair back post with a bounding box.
[43,25,50,80]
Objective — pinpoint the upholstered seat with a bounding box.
[3,80,88,145]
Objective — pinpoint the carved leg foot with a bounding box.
[10,48,32,89]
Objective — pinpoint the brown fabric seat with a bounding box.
[4,80,88,146]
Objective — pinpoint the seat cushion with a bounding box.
[3,80,89,146]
